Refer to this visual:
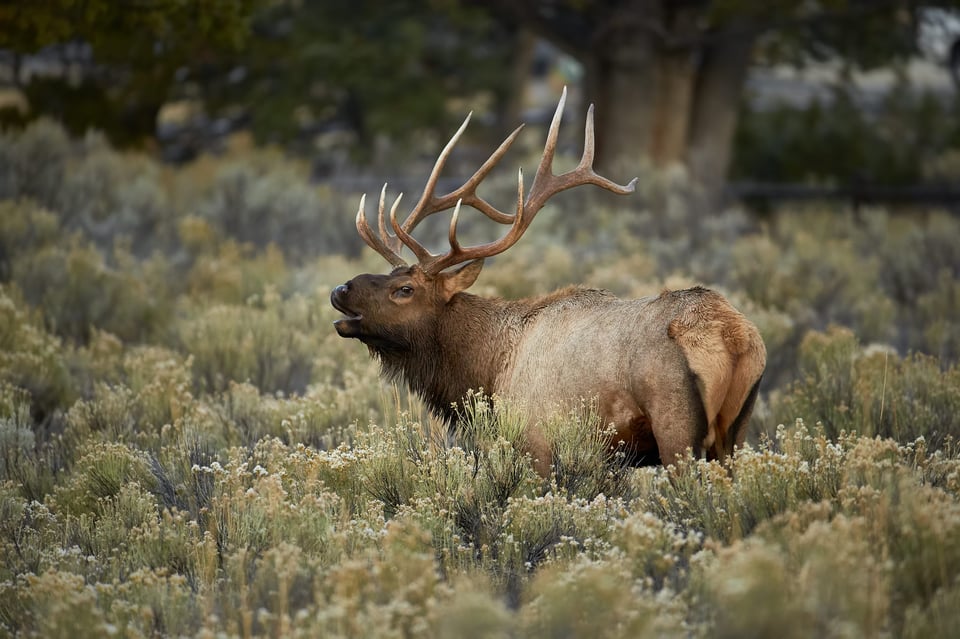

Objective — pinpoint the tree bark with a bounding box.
[586,36,661,173]
[498,28,537,134]
[586,1,703,173]
[685,30,756,208]
[648,47,696,167]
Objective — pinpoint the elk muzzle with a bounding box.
[330,283,363,338]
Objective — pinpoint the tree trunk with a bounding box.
[579,0,657,171]
[490,0,755,210]
[586,34,661,174]
[649,47,696,167]
[497,28,537,135]
[648,5,700,168]
[586,2,702,173]
[685,31,756,209]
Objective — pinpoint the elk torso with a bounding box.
[367,284,765,472]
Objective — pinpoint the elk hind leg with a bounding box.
[724,376,762,457]
[647,375,709,466]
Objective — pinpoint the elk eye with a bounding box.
[395,285,415,298]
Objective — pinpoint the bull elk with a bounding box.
[331,89,766,474]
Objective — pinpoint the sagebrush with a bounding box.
[1,122,958,637]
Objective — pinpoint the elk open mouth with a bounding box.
[330,288,363,337]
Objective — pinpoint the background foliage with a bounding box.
[5,0,960,187]
[0,0,259,147]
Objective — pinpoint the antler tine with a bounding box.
[390,190,433,264]
[573,104,639,193]
[356,193,408,268]
[377,184,405,256]
[528,85,568,203]
[446,170,524,256]
[383,110,526,271]
[525,87,638,216]
[448,199,464,253]
[424,123,525,226]
[419,167,529,275]
[399,112,473,234]
[400,115,525,235]
[415,88,636,275]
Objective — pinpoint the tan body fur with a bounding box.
[502,286,765,472]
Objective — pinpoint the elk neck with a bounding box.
[372,290,527,422]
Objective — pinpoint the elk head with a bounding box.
[330,260,484,352]
[331,88,638,355]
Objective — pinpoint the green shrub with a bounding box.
[0,199,61,281]
[64,345,196,458]
[638,422,847,542]
[176,290,315,395]
[212,381,369,450]
[916,269,960,362]
[0,286,75,420]
[104,567,200,637]
[734,81,960,185]
[2,410,959,637]
[0,118,70,209]
[481,243,580,299]
[0,386,57,502]
[838,439,960,625]
[58,144,176,256]
[53,441,158,518]
[0,386,33,460]
[196,155,362,260]
[13,569,109,639]
[4,110,960,638]
[63,480,160,563]
[429,584,513,639]
[730,227,896,344]
[184,241,290,305]
[541,400,633,501]
[774,327,960,445]
[11,239,172,344]
[521,557,686,639]
[699,514,888,639]
[902,581,960,639]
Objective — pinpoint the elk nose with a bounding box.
[334,284,349,296]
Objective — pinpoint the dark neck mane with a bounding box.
[373,292,512,421]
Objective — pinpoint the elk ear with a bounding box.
[439,259,484,301]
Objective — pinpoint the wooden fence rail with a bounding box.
[725,182,960,210]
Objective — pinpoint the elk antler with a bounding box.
[355,87,638,274]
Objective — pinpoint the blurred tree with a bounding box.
[476,0,942,206]
[1,0,515,164]
[7,0,959,198]
[733,78,960,186]
[0,0,260,147]
[187,0,514,165]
